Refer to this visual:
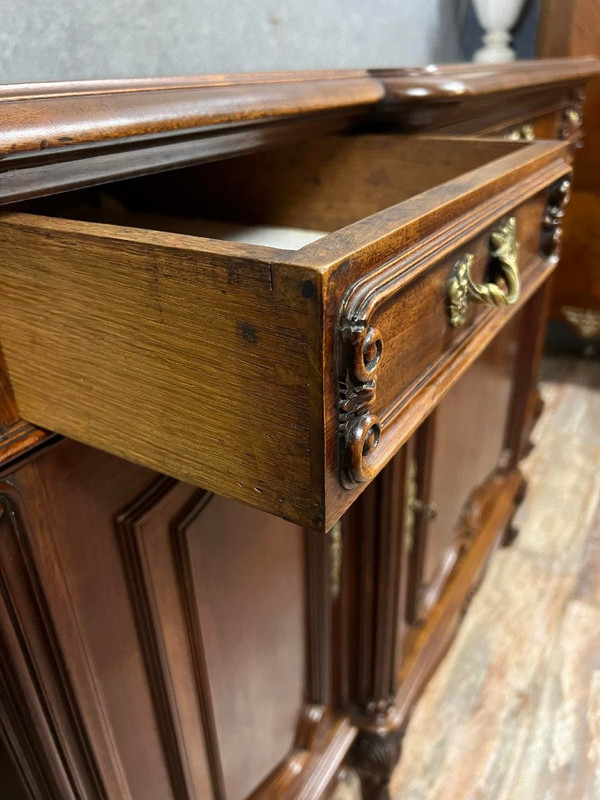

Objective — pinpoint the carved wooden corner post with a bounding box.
[338,456,408,800]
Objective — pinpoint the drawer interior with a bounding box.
[26,134,529,248]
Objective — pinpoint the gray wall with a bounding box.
[0,0,463,83]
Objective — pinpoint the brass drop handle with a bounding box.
[447,217,520,327]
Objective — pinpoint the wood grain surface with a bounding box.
[0,213,325,526]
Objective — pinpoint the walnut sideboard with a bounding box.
[0,59,598,800]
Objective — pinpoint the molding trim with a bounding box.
[170,490,228,800]
[117,479,225,800]
[249,706,357,800]
[0,488,107,800]
[116,477,198,800]
[0,422,56,474]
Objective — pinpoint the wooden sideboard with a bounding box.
[0,59,598,800]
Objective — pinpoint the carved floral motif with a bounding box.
[541,177,571,260]
[338,322,383,487]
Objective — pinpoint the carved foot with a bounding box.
[502,477,527,548]
[351,711,404,800]
[502,523,519,547]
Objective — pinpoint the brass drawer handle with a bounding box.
[447,217,520,328]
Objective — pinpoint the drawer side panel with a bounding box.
[0,215,323,527]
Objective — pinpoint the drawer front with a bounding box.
[332,174,571,520]
[363,198,542,417]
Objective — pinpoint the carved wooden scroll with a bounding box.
[338,322,383,487]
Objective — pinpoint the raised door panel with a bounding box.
[0,438,309,800]
[408,311,522,620]
[178,494,306,800]
[118,477,308,800]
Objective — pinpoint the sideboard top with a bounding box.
[0,70,383,156]
[371,57,600,100]
[0,58,598,203]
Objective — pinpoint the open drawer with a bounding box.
[0,134,570,530]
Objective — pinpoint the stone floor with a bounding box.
[389,354,600,799]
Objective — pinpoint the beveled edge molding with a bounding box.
[0,420,57,474]
[336,158,569,489]
[0,487,109,800]
[370,58,600,102]
[0,73,382,204]
[116,477,200,800]
[248,706,357,800]
[168,489,229,800]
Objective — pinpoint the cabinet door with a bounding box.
[407,311,522,622]
[0,439,308,800]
